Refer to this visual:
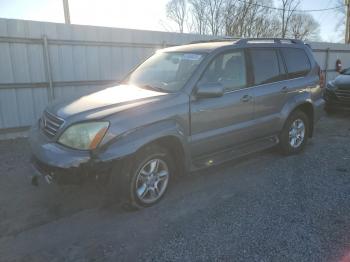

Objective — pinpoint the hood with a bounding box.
[48,84,169,119]
[332,74,350,89]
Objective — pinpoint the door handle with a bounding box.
[281,86,289,93]
[240,94,252,102]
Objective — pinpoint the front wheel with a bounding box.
[114,144,174,210]
[280,110,309,155]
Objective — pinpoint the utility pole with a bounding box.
[63,0,71,24]
[346,0,350,43]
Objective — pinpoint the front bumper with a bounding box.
[29,125,112,185]
[30,156,88,185]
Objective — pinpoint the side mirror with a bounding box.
[196,82,224,98]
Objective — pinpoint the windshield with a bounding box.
[127,52,205,92]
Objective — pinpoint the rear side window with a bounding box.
[250,49,283,85]
[281,48,311,79]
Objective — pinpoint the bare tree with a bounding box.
[224,0,239,36]
[224,0,280,38]
[240,0,274,37]
[288,13,320,40]
[206,0,225,36]
[165,0,320,41]
[232,0,255,37]
[253,14,282,38]
[279,0,300,38]
[166,0,187,33]
[335,0,346,42]
[224,0,254,37]
[189,0,208,34]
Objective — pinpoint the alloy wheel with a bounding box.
[289,118,305,148]
[135,158,169,204]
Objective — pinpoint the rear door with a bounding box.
[250,47,313,139]
[249,48,290,138]
[190,49,255,157]
[280,47,314,96]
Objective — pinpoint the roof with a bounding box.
[161,38,306,53]
[162,41,237,53]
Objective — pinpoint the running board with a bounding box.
[191,135,279,170]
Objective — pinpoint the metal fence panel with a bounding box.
[0,43,13,83]
[0,17,349,138]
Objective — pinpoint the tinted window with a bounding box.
[250,49,282,85]
[281,48,311,79]
[199,50,247,92]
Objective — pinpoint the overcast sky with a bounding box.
[0,0,345,42]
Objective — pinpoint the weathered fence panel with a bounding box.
[0,18,349,138]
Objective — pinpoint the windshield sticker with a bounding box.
[183,54,202,61]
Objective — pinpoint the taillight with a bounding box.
[318,66,325,88]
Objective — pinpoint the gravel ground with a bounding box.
[0,113,350,262]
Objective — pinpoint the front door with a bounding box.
[190,50,255,157]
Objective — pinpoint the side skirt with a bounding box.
[190,135,279,171]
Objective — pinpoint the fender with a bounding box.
[279,91,314,130]
[95,119,190,169]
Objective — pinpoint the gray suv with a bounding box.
[30,38,325,209]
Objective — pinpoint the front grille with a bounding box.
[40,110,64,138]
[335,89,350,102]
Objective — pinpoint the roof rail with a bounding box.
[236,38,304,45]
[188,37,306,46]
[189,37,239,44]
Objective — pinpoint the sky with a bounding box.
[0,0,345,42]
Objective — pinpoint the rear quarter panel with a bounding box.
[278,46,323,131]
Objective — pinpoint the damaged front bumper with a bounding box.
[30,156,91,185]
[29,125,112,186]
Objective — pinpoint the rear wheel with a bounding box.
[280,110,309,155]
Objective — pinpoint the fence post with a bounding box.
[324,48,330,83]
[42,35,54,101]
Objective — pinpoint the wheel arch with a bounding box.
[288,102,314,137]
[98,119,190,175]
[136,135,187,177]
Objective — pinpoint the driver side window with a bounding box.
[199,50,247,92]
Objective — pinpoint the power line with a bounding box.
[318,0,333,22]
[235,0,346,13]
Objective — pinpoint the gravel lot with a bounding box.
[0,113,350,262]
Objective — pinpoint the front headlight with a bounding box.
[58,122,109,150]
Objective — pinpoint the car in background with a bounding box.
[29,38,325,209]
[324,68,350,112]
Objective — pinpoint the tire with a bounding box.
[280,110,309,155]
[110,144,174,210]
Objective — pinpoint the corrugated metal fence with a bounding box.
[0,18,349,139]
